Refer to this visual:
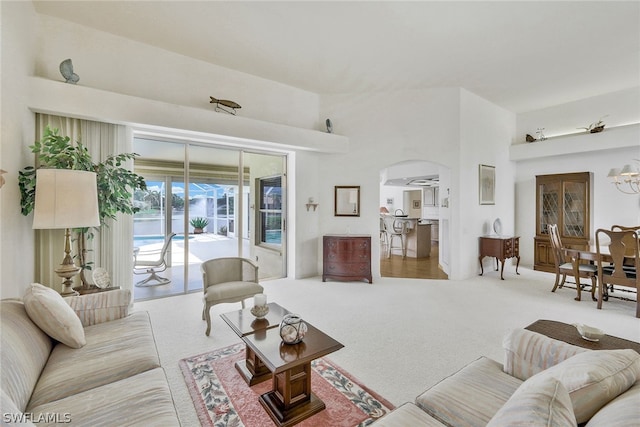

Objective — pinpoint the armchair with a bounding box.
[201,257,264,336]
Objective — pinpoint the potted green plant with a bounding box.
[190,217,209,234]
[18,126,147,289]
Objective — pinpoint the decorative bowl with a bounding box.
[572,323,605,342]
[280,314,308,344]
[250,304,270,319]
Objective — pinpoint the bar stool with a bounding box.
[386,217,410,258]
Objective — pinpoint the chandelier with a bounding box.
[607,160,640,194]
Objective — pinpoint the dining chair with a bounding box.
[547,224,597,300]
[595,228,639,318]
[133,233,177,286]
[606,225,640,295]
[200,257,264,336]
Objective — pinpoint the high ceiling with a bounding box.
[33,1,640,113]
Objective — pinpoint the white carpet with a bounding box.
[136,267,639,427]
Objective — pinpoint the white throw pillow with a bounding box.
[488,375,576,427]
[23,283,86,348]
[530,349,640,424]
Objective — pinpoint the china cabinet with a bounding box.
[534,172,592,273]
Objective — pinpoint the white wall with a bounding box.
[0,2,38,298]
[516,87,640,140]
[0,5,341,297]
[34,15,321,131]
[459,90,516,279]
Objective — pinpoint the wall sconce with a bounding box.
[32,169,101,295]
[305,197,318,211]
[608,161,640,194]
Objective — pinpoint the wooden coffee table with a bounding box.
[243,321,344,427]
[220,302,290,385]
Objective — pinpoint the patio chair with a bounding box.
[133,233,176,287]
[201,257,264,336]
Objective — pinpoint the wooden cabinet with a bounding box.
[534,172,592,273]
[479,236,520,280]
[323,235,372,283]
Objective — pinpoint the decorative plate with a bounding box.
[493,218,502,235]
[93,268,111,289]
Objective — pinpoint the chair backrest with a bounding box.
[611,225,640,258]
[200,257,258,290]
[596,228,640,287]
[547,224,565,268]
[133,233,176,267]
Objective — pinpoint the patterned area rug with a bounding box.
[179,343,394,426]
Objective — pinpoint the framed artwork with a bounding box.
[412,200,420,209]
[479,164,495,205]
[335,186,360,216]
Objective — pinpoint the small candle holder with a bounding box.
[250,304,270,319]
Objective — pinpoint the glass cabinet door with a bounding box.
[563,181,586,238]
[538,181,560,236]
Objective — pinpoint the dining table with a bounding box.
[564,246,631,301]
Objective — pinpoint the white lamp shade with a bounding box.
[33,169,101,229]
[620,164,638,176]
[607,168,621,178]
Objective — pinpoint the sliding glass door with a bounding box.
[132,136,286,301]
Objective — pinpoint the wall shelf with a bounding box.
[509,123,639,162]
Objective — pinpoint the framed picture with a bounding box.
[479,164,495,205]
[412,200,420,209]
[335,186,360,216]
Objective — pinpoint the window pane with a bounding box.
[261,212,282,244]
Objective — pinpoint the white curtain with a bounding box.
[35,114,134,293]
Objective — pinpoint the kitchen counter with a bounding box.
[384,216,432,258]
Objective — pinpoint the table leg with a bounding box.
[235,345,272,386]
[259,362,325,427]
[515,256,520,275]
[499,258,505,280]
[478,256,484,276]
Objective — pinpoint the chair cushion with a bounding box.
[27,311,161,409]
[373,402,447,426]
[487,375,576,427]
[23,283,86,349]
[585,381,640,426]
[204,281,264,303]
[415,357,522,426]
[560,262,597,273]
[528,349,640,424]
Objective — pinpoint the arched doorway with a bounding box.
[379,160,450,279]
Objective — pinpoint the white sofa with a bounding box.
[0,284,180,426]
[374,328,640,426]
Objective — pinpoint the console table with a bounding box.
[323,235,372,283]
[526,319,640,352]
[478,235,520,280]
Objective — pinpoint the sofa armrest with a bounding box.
[63,289,131,327]
[503,328,587,381]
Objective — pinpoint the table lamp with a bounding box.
[32,169,100,295]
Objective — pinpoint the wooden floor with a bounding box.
[380,240,448,279]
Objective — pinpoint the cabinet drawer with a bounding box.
[324,262,370,276]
